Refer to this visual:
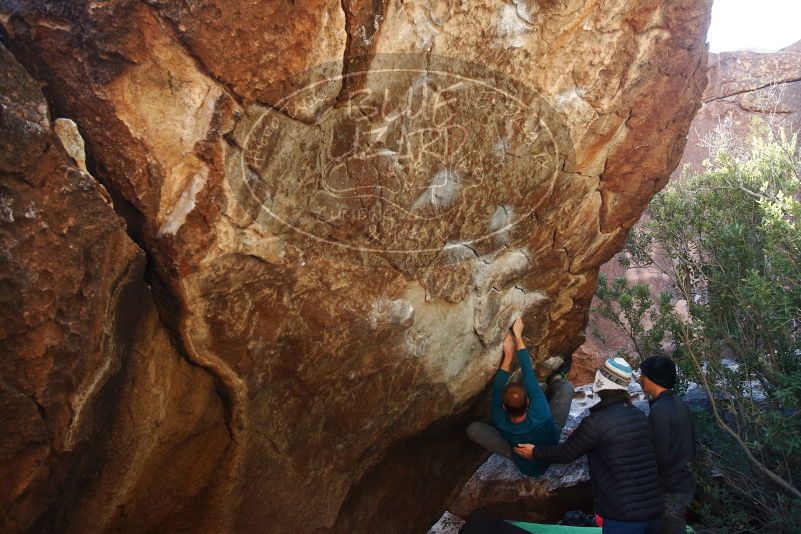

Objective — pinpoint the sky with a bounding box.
[708,0,801,53]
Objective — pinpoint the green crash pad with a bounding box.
[507,522,602,534]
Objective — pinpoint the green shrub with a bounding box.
[592,128,801,532]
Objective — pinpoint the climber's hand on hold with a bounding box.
[513,443,535,459]
[502,332,515,359]
[512,317,526,350]
[499,332,515,372]
[512,317,524,339]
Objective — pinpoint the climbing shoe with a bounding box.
[546,352,573,385]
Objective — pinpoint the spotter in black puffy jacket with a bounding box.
[534,396,664,523]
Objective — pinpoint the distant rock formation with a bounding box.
[681,41,801,174]
[0,1,711,532]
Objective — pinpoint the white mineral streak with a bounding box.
[0,195,14,222]
[54,118,88,172]
[495,2,532,49]
[158,167,208,237]
[64,354,115,450]
[370,298,415,328]
[411,168,463,211]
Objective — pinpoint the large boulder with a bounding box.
[0,43,229,533]
[0,0,711,532]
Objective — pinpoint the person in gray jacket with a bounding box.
[639,356,696,534]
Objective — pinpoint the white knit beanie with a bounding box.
[593,357,633,393]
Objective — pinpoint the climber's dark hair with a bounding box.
[503,383,529,417]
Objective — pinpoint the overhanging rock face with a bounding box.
[0,1,711,532]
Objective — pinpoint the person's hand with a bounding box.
[499,332,515,372]
[512,317,524,340]
[502,331,515,359]
[513,443,535,459]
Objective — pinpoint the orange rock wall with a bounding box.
[0,1,711,531]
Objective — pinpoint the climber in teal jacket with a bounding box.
[467,317,574,477]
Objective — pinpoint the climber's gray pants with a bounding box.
[466,379,574,458]
[466,421,514,458]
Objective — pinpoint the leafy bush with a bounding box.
[592,128,801,532]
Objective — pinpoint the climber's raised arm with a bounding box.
[512,317,549,421]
